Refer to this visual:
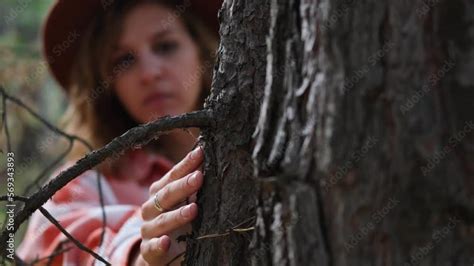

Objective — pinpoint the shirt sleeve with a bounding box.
[17,169,144,266]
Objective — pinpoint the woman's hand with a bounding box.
[136,146,204,265]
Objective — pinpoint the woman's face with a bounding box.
[111,3,203,123]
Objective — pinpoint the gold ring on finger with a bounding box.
[154,192,165,212]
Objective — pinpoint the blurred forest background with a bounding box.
[0,0,69,243]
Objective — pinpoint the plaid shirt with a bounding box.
[17,152,174,265]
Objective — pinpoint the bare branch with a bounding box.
[0,196,110,265]
[38,204,111,265]
[0,86,112,260]
[34,244,73,265]
[0,109,214,258]
[22,142,73,196]
[0,86,91,150]
[0,88,11,152]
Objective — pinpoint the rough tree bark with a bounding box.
[186,0,474,265]
[184,0,270,265]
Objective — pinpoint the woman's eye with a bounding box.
[112,53,135,70]
[152,41,179,55]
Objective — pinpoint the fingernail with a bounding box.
[188,171,200,186]
[159,237,168,250]
[189,146,202,160]
[181,204,192,218]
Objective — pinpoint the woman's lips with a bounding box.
[143,93,174,107]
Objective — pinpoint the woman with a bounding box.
[17,0,221,265]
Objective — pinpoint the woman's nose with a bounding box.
[138,53,164,86]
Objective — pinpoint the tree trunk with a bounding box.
[184,1,270,265]
[186,0,474,265]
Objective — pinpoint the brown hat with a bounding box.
[42,0,222,91]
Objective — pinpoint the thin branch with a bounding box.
[0,196,110,265]
[22,141,73,196]
[195,216,256,240]
[0,109,214,258]
[0,88,11,152]
[166,251,185,265]
[14,253,26,266]
[40,246,73,265]
[95,167,107,250]
[0,87,91,150]
[0,86,112,256]
[195,227,254,240]
[38,204,110,264]
[171,213,252,266]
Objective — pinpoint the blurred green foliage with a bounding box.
[0,0,71,247]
